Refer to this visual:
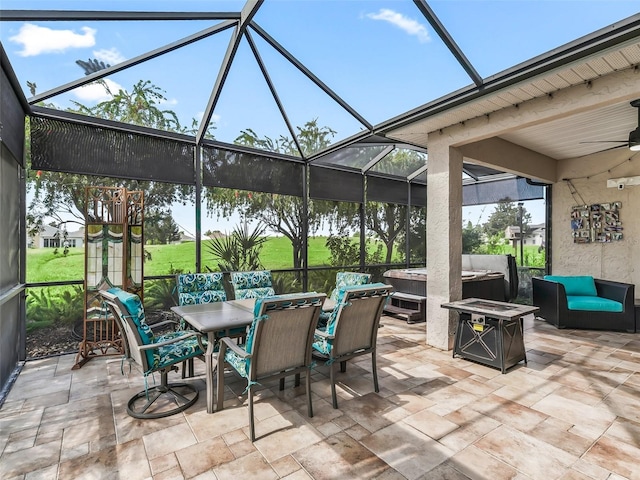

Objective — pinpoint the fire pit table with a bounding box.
[441,298,539,373]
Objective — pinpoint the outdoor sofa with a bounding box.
[532,275,636,333]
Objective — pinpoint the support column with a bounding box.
[426,139,463,350]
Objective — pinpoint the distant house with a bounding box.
[505,223,545,247]
[206,230,226,240]
[177,231,195,243]
[30,225,84,249]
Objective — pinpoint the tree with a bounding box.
[397,206,426,263]
[76,58,111,75]
[483,198,531,239]
[205,119,337,270]
[364,149,426,262]
[325,232,359,266]
[69,79,182,132]
[27,63,196,242]
[462,221,483,253]
[366,202,406,264]
[28,170,190,239]
[145,210,181,244]
[234,118,336,156]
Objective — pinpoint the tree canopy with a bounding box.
[483,198,532,239]
[205,119,336,270]
[27,65,195,236]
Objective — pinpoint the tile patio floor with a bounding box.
[1,314,639,480]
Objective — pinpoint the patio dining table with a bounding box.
[171,299,255,413]
[171,296,337,413]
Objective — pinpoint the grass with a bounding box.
[26,248,86,283]
[27,236,337,282]
[27,236,541,283]
[477,243,546,267]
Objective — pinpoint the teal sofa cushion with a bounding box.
[566,295,623,312]
[544,275,597,296]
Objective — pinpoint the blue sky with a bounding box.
[2,1,638,233]
[3,1,639,143]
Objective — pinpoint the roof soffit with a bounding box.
[381,32,640,149]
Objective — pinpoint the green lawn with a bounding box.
[27,248,86,283]
[26,237,543,283]
[478,243,545,267]
[27,236,336,282]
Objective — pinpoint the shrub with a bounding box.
[144,265,183,311]
[26,285,84,332]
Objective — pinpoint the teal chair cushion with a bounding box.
[177,272,227,305]
[235,287,275,300]
[108,287,204,373]
[177,273,231,333]
[225,293,321,378]
[108,287,156,367]
[231,271,275,300]
[312,283,388,356]
[566,296,623,312]
[319,272,372,329]
[330,272,372,301]
[154,331,204,371]
[544,275,598,296]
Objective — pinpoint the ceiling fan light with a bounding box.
[629,127,640,151]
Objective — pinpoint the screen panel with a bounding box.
[309,165,363,202]
[463,177,544,206]
[203,146,304,197]
[367,175,408,205]
[30,116,195,184]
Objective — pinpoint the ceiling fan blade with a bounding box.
[579,140,627,144]
[588,144,627,154]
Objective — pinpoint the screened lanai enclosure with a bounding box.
[4,1,639,398]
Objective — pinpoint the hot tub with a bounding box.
[383,268,506,301]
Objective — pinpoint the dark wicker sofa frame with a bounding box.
[532,277,636,333]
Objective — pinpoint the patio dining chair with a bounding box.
[176,272,227,306]
[100,288,205,419]
[330,272,372,299]
[313,283,393,408]
[318,271,372,328]
[230,270,276,300]
[176,272,244,377]
[216,292,326,441]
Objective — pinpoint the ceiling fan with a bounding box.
[581,99,640,152]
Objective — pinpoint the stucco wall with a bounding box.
[552,150,640,286]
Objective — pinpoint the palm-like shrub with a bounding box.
[205,224,267,272]
[144,266,183,311]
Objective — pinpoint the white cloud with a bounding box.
[366,9,430,43]
[197,111,221,124]
[93,47,126,66]
[160,98,179,106]
[73,78,122,103]
[9,23,96,57]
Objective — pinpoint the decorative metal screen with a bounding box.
[30,116,195,184]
